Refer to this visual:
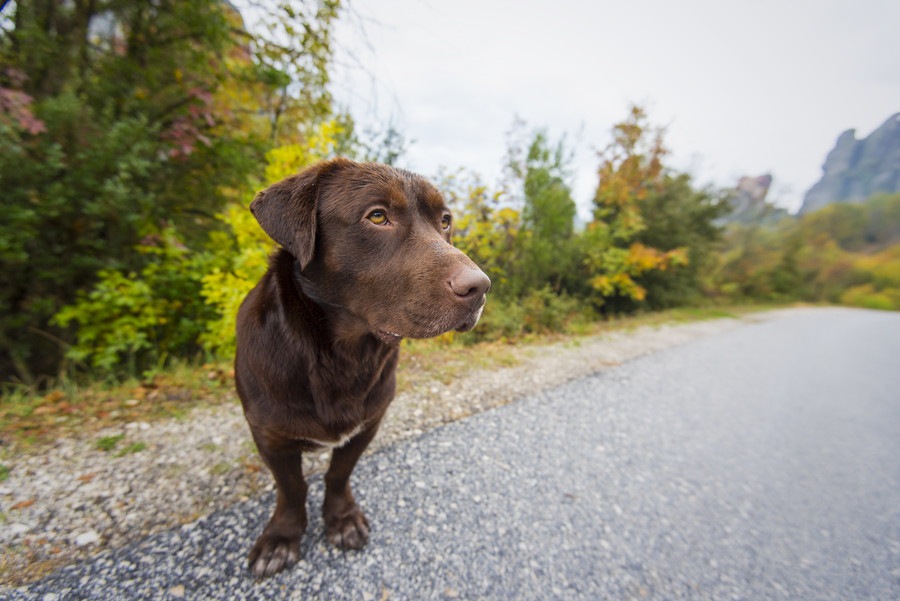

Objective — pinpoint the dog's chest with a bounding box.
[294,342,397,449]
[301,423,365,449]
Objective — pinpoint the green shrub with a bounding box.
[471,298,527,342]
[466,287,586,342]
[53,229,216,376]
[521,286,581,334]
[840,285,899,311]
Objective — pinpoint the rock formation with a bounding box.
[800,113,900,214]
[722,174,788,224]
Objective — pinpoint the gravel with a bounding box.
[1,311,763,586]
[4,306,899,600]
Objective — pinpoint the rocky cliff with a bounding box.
[722,174,788,224]
[800,113,900,214]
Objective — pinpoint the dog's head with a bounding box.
[250,158,490,344]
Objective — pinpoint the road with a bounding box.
[7,308,900,600]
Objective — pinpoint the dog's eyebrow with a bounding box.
[422,189,447,213]
[388,193,409,210]
[406,179,446,214]
[378,178,408,210]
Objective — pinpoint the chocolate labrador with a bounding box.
[235,158,491,577]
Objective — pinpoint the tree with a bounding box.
[200,118,347,358]
[713,193,900,306]
[0,1,342,382]
[506,129,578,296]
[635,173,727,308]
[440,169,522,297]
[585,105,687,308]
[229,0,339,146]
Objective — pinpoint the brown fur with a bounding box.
[235,158,490,577]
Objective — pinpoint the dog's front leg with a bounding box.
[248,434,308,578]
[323,419,382,549]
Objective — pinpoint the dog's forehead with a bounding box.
[402,172,446,213]
[327,163,446,212]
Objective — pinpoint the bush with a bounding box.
[840,285,899,311]
[53,229,215,376]
[472,299,527,342]
[199,204,275,357]
[521,287,582,334]
[466,287,586,343]
[199,120,344,357]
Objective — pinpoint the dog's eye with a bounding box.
[367,210,389,225]
[441,214,451,230]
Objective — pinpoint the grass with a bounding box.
[95,434,125,452]
[0,361,236,449]
[397,337,521,392]
[90,435,146,457]
[115,442,148,457]
[0,304,780,449]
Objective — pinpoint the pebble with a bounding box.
[74,531,99,547]
[0,314,756,587]
[8,523,30,537]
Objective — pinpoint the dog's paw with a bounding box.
[248,533,301,578]
[324,507,370,550]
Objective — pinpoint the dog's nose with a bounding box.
[449,267,491,300]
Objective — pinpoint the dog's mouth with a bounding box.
[375,329,403,345]
[454,299,486,333]
[373,296,487,343]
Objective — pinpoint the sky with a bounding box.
[328,0,900,217]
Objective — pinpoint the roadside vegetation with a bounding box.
[0,305,774,449]
[2,2,898,439]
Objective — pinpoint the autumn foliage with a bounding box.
[1,3,897,386]
[715,193,900,310]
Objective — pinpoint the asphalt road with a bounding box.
[7,308,900,600]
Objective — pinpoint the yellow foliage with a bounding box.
[585,105,689,305]
[840,284,900,311]
[589,275,613,296]
[625,243,663,272]
[264,120,345,184]
[854,245,900,288]
[612,273,646,301]
[200,204,275,357]
[199,119,348,357]
[588,240,687,303]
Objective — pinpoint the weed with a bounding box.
[211,462,233,476]
[96,434,125,453]
[114,442,147,457]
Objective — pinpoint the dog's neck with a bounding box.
[291,257,393,353]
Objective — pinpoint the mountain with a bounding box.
[799,113,900,214]
[721,174,788,225]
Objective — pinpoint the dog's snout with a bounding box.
[449,267,491,300]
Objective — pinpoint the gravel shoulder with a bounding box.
[0,309,784,586]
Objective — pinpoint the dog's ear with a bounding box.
[250,159,346,270]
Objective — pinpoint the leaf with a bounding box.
[11,499,36,511]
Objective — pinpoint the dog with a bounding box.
[235,158,491,577]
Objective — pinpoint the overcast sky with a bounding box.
[330,0,899,216]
